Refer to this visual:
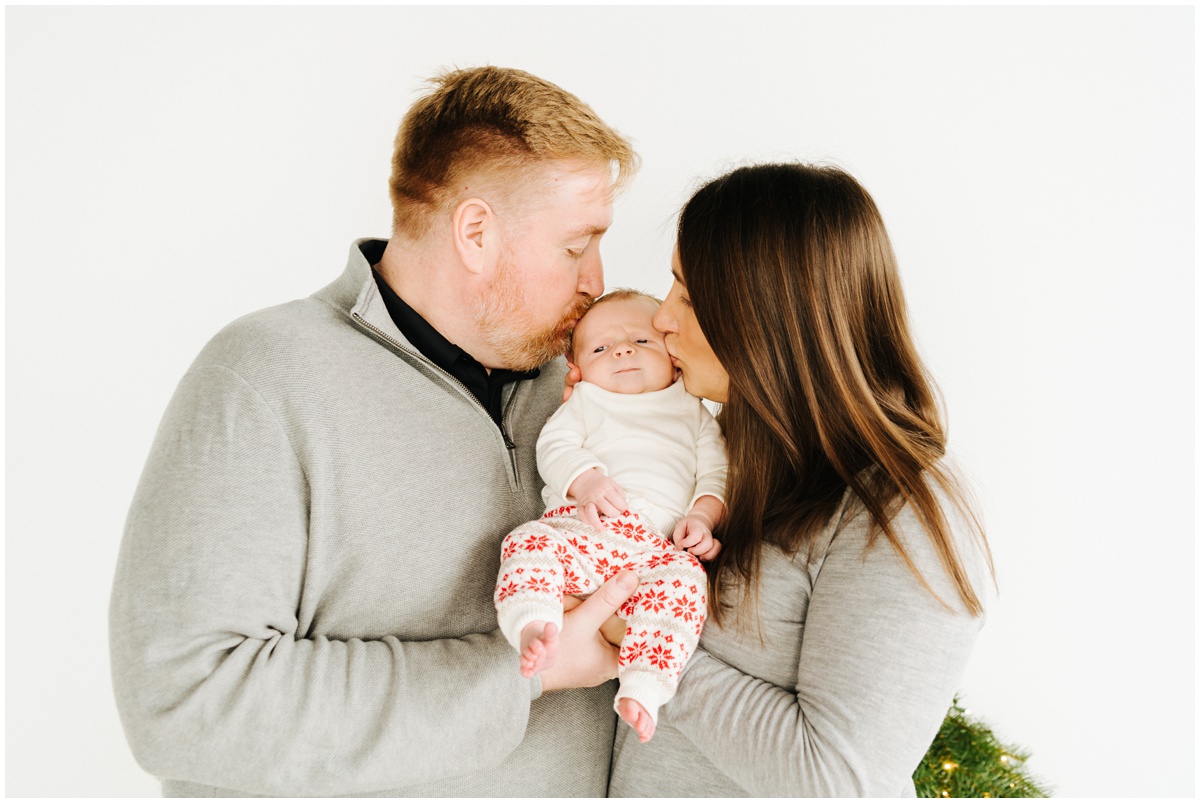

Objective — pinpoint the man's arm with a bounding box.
[109,363,626,796]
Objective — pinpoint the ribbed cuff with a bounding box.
[614,669,677,725]
[496,601,564,651]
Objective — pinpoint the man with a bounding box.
[110,66,640,796]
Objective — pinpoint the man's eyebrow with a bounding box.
[567,224,609,238]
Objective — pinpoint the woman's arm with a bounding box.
[665,503,988,796]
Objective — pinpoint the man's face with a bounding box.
[475,162,613,371]
[573,296,677,394]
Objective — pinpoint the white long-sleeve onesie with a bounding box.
[537,379,727,532]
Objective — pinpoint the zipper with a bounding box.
[501,382,522,485]
[352,311,521,488]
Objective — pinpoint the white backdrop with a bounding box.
[5,5,1194,797]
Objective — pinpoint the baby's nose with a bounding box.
[612,341,635,356]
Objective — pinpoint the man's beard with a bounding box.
[475,257,593,372]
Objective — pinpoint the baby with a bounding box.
[494,289,727,743]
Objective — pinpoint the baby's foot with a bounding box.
[518,621,560,678]
[617,697,656,743]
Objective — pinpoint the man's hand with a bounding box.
[540,571,639,692]
[672,494,724,561]
[562,359,582,403]
[568,468,627,533]
[563,595,626,647]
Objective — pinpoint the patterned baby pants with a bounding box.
[494,505,707,723]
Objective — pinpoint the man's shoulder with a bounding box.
[185,294,354,385]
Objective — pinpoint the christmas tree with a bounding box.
[914,698,1051,798]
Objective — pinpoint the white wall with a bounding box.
[5,6,1193,797]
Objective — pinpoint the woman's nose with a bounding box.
[652,304,674,334]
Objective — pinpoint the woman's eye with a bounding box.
[679,294,692,307]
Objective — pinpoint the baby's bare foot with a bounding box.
[616,697,656,743]
[518,621,560,678]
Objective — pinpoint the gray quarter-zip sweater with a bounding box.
[109,239,617,797]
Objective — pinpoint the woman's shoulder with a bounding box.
[816,462,994,613]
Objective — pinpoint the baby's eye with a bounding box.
[636,339,649,344]
[592,345,607,353]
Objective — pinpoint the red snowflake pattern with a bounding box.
[562,567,583,593]
[647,552,676,570]
[642,591,668,614]
[525,576,552,594]
[523,534,550,552]
[647,644,674,671]
[672,595,699,622]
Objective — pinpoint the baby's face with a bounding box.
[572,296,677,394]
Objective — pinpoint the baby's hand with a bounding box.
[672,514,722,561]
[568,469,628,533]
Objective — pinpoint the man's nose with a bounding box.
[578,251,604,298]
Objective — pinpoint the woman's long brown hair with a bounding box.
[678,163,994,625]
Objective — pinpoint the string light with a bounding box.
[912,698,1050,797]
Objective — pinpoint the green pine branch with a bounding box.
[914,698,1051,798]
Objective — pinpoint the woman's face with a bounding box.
[653,249,730,404]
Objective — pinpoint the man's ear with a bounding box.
[452,197,496,276]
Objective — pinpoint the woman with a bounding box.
[607,163,995,796]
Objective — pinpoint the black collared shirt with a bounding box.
[369,258,538,432]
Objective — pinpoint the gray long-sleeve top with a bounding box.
[109,240,617,796]
[609,485,992,797]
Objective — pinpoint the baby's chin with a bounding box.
[586,370,676,395]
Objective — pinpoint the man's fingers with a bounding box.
[563,362,583,403]
[571,570,638,628]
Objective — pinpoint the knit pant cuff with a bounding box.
[614,669,676,725]
[496,602,563,652]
